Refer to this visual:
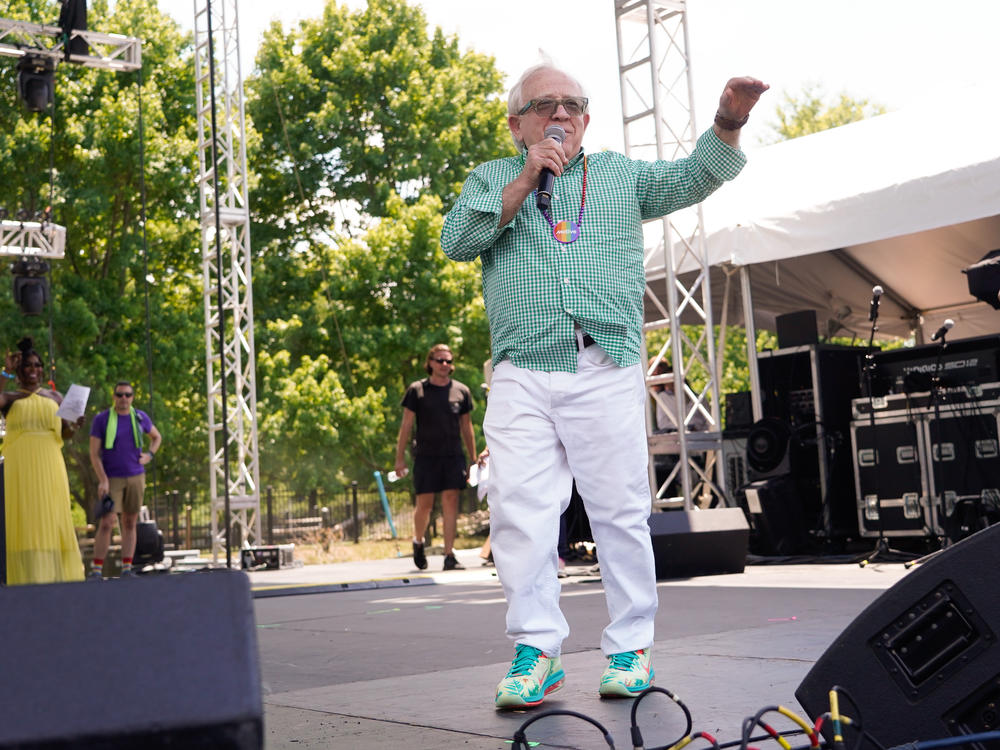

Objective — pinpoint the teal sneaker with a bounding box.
[495,644,565,709]
[599,647,654,697]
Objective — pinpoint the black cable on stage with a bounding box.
[822,685,888,750]
[740,705,820,750]
[718,730,807,750]
[686,731,723,750]
[814,713,884,750]
[510,709,615,749]
[628,686,693,750]
[889,730,1000,750]
[827,684,865,749]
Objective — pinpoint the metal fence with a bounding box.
[145,483,483,552]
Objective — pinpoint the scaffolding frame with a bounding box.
[193,0,261,562]
[614,0,729,510]
[0,17,141,71]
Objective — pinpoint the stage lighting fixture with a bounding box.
[11,258,51,316]
[17,54,55,112]
[963,249,1000,310]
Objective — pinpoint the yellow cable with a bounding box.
[777,706,818,746]
[828,690,844,744]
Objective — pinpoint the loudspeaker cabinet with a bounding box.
[851,415,936,538]
[0,569,262,749]
[796,523,1000,747]
[924,405,1000,540]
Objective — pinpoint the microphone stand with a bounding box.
[857,298,917,566]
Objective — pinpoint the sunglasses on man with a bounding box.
[517,97,589,118]
[433,358,453,365]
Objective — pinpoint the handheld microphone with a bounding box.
[868,285,884,322]
[931,318,954,342]
[536,125,566,212]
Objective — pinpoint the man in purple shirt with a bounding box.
[87,381,162,579]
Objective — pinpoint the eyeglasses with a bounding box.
[114,392,134,398]
[433,358,453,365]
[517,97,589,117]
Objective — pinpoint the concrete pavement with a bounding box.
[249,547,917,749]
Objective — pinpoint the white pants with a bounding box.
[483,344,658,657]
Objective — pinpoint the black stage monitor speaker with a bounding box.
[743,476,808,555]
[0,569,262,749]
[648,508,749,578]
[134,519,165,568]
[796,522,1000,748]
[776,310,818,349]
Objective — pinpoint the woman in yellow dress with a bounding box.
[2,337,85,584]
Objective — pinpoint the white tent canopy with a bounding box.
[667,83,1000,342]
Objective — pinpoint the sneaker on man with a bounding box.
[598,647,654,697]
[412,541,427,570]
[443,552,465,570]
[119,568,138,578]
[86,570,103,582]
[495,644,565,709]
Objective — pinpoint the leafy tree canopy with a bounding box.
[246,0,512,246]
[1,0,511,505]
[0,0,204,506]
[761,84,887,144]
[246,0,508,487]
[254,192,490,486]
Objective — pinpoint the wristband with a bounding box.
[714,111,749,130]
[1,371,14,380]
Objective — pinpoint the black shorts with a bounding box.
[413,454,467,494]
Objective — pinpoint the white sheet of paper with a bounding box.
[56,384,90,421]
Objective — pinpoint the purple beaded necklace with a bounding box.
[538,154,588,244]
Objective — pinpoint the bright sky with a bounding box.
[164,0,999,155]
[168,0,1000,151]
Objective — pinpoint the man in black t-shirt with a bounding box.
[395,344,477,571]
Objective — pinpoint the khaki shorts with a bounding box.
[108,474,145,516]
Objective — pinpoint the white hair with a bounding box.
[506,61,588,152]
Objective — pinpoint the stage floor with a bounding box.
[250,550,913,749]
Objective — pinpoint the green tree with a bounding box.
[246,0,508,489]
[761,84,886,144]
[0,0,205,510]
[246,0,511,245]
[254,193,490,489]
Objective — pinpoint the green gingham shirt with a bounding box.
[441,129,747,372]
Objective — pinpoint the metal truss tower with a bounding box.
[193,0,261,562]
[614,0,728,509]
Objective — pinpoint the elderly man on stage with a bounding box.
[442,61,767,709]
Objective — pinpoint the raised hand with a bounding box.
[718,76,770,122]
